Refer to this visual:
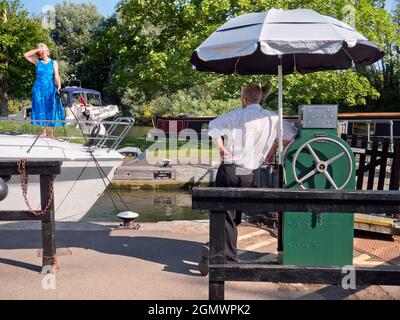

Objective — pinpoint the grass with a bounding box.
[0,120,44,135]
[0,120,86,144]
[119,136,215,150]
[0,120,220,163]
[120,136,220,163]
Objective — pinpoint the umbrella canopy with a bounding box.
[190,8,384,74]
[190,8,384,167]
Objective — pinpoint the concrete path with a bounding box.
[0,221,399,300]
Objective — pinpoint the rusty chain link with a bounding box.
[17,160,54,217]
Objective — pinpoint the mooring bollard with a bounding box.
[117,211,140,229]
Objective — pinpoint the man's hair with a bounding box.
[241,83,262,104]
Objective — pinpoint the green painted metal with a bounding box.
[283,109,356,267]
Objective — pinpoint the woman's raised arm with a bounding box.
[24,48,41,65]
[53,60,61,92]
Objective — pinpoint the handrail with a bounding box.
[0,117,135,152]
[0,117,133,127]
[95,117,135,152]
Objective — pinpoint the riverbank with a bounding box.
[0,221,399,300]
[112,159,219,190]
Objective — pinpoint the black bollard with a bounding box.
[0,177,8,201]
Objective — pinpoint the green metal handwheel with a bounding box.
[291,136,353,190]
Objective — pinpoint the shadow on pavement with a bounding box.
[0,257,42,273]
[0,226,203,276]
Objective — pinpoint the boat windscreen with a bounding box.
[87,93,102,106]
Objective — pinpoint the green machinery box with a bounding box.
[283,105,356,267]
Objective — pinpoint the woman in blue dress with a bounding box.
[24,43,65,138]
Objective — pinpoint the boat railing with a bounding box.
[94,117,134,151]
[339,119,395,152]
[0,117,135,152]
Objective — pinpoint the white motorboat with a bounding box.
[15,85,120,136]
[0,117,134,221]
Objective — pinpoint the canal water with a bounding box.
[84,189,208,222]
[84,126,208,223]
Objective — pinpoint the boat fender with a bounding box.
[0,177,8,202]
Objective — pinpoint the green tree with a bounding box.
[85,0,398,121]
[360,0,400,111]
[103,0,233,111]
[77,16,120,99]
[207,0,392,113]
[51,1,104,81]
[0,0,52,116]
[123,83,240,122]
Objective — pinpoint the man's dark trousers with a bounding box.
[214,163,254,263]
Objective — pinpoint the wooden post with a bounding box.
[209,211,225,300]
[377,139,390,190]
[40,174,57,273]
[367,137,379,190]
[356,136,368,190]
[0,161,61,272]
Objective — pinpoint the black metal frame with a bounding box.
[0,161,61,273]
[192,187,400,300]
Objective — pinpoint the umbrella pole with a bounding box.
[277,57,284,255]
[278,57,283,167]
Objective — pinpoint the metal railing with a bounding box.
[0,117,134,153]
[94,117,134,151]
[339,119,396,152]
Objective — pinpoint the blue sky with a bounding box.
[386,0,397,11]
[20,0,121,17]
[20,0,398,17]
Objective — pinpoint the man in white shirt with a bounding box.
[200,83,297,271]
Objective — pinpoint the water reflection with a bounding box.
[85,189,207,222]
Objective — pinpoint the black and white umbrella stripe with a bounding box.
[190,8,384,165]
[190,9,384,75]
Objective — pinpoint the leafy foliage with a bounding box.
[7,98,30,114]
[359,0,400,112]
[78,0,397,121]
[51,1,104,81]
[0,0,53,116]
[1,0,399,119]
[123,83,240,122]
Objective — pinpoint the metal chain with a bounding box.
[17,160,54,217]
